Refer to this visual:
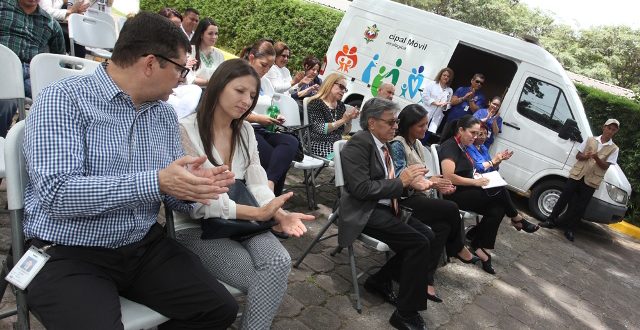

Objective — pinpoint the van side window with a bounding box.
[517,77,575,132]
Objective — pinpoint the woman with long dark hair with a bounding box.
[390,104,478,302]
[241,39,300,196]
[176,59,313,329]
[191,17,225,87]
[438,115,538,275]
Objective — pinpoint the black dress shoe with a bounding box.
[426,292,443,303]
[473,248,496,275]
[564,230,575,242]
[389,310,426,330]
[364,277,398,306]
[539,220,557,229]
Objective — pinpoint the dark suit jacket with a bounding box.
[338,131,404,247]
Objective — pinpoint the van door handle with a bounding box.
[503,122,520,130]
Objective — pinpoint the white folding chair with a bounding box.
[29,53,100,102]
[68,13,117,59]
[85,8,116,29]
[294,140,390,313]
[2,122,170,329]
[0,44,26,120]
[278,94,325,209]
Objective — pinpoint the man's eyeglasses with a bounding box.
[376,117,400,126]
[474,80,484,85]
[146,54,190,79]
[334,82,348,92]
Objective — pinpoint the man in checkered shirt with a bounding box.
[22,12,239,329]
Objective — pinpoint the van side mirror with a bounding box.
[558,119,583,143]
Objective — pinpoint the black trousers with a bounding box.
[361,206,431,313]
[401,195,462,285]
[445,186,514,249]
[26,224,238,330]
[254,126,298,196]
[549,178,596,230]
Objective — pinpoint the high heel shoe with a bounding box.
[474,248,496,275]
[426,292,443,303]
[454,254,481,264]
[511,216,540,233]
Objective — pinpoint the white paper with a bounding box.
[479,171,508,189]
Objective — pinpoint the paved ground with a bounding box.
[0,169,639,329]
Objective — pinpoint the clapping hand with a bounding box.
[399,164,428,188]
[159,156,235,204]
[429,175,456,195]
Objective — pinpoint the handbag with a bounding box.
[201,180,276,240]
[276,126,305,162]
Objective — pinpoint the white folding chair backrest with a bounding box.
[68,13,117,58]
[430,144,442,176]
[423,146,436,176]
[30,53,100,101]
[0,44,25,101]
[333,140,347,187]
[5,121,28,211]
[302,97,310,125]
[85,8,116,29]
[276,94,301,126]
[0,44,26,119]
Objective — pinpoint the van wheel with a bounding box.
[529,180,565,221]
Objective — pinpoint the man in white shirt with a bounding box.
[181,7,199,40]
[540,119,620,241]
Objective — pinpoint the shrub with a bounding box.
[575,83,640,225]
[140,0,344,71]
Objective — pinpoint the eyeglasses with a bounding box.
[334,82,348,92]
[145,54,190,79]
[376,117,400,126]
[474,80,484,85]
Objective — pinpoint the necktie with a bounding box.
[382,145,399,216]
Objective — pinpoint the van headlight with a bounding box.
[605,182,628,205]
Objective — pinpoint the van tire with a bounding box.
[529,180,565,221]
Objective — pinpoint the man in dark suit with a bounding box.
[339,97,433,330]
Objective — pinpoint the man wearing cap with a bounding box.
[540,119,620,241]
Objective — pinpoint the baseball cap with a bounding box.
[604,118,620,127]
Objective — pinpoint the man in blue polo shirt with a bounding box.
[446,73,487,123]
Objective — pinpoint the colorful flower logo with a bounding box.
[335,45,358,73]
[364,24,379,44]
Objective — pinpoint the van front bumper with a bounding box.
[583,198,627,224]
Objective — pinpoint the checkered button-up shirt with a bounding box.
[23,63,192,248]
[0,0,65,63]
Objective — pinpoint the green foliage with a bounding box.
[140,0,343,71]
[394,0,640,92]
[575,83,640,225]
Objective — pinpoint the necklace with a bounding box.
[200,49,214,68]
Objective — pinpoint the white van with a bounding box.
[322,0,631,223]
